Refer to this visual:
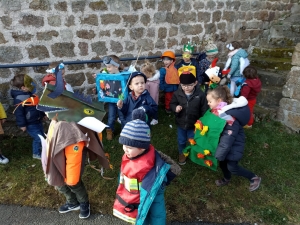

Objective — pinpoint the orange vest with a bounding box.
[113,146,155,224]
[165,61,180,84]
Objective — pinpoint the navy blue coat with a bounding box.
[11,89,46,127]
[215,105,250,162]
[119,90,158,124]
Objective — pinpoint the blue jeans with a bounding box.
[26,122,45,156]
[177,127,194,154]
[219,160,256,181]
[107,103,124,132]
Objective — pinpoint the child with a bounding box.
[206,86,261,192]
[198,42,219,93]
[113,109,181,225]
[222,41,250,96]
[10,74,47,159]
[0,102,8,164]
[240,66,262,128]
[42,62,74,92]
[140,60,160,125]
[117,71,158,127]
[101,55,126,140]
[170,72,208,165]
[175,42,200,83]
[159,50,179,113]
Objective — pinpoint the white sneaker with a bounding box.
[150,119,158,125]
[0,154,9,164]
[117,118,121,124]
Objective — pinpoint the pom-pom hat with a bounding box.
[119,109,151,149]
[205,43,218,56]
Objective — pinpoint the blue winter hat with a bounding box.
[119,109,151,149]
[128,71,147,85]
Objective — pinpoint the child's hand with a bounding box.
[175,105,182,113]
[117,100,123,109]
[0,119,6,124]
[43,116,49,121]
[20,127,26,132]
[92,73,97,78]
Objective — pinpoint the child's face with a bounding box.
[182,51,191,63]
[129,76,146,96]
[180,81,197,95]
[207,54,217,61]
[206,93,221,109]
[106,64,119,74]
[123,145,144,158]
[162,58,173,67]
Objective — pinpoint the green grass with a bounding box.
[0,106,299,224]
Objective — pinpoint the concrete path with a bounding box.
[0,204,251,225]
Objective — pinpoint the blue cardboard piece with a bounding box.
[95,71,131,103]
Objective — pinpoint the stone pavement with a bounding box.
[0,204,251,225]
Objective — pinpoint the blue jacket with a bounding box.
[11,89,46,128]
[215,105,250,162]
[136,150,180,225]
[159,68,178,93]
[175,58,200,83]
[119,90,158,125]
[229,49,248,78]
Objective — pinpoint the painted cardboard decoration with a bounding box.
[95,72,131,103]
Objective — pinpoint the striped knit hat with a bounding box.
[119,109,151,149]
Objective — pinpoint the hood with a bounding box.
[245,78,262,91]
[219,96,250,126]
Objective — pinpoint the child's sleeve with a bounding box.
[14,105,27,128]
[159,68,166,91]
[140,96,157,118]
[199,94,209,117]
[228,57,239,76]
[0,103,7,119]
[215,122,239,161]
[119,97,129,115]
[240,84,250,98]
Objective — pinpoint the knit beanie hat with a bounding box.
[119,109,151,149]
[179,71,196,84]
[128,71,147,85]
[205,43,218,56]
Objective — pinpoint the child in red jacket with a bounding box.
[240,66,262,128]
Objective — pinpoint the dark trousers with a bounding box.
[56,180,89,204]
[219,160,255,181]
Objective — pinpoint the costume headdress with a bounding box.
[183,41,195,53]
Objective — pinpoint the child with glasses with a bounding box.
[170,72,208,165]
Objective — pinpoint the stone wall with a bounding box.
[0,0,299,102]
[277,43,300,132]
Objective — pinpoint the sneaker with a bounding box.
[249,176,261,192]
[32,154,41,160]
[178,154,186,165]
[0,154,9,164]
[215,178,230,187]
[79,202,90,219]
[117,117,121,124]
[243,125,252,129]
[165,108,172,114]
[58,203,80,213]
[150,119,158,125]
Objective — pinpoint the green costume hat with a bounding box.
[183,41,195,53]
[24,74,35,93]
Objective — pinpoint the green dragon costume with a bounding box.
[37,68,106,122]
[183,110,226,171]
